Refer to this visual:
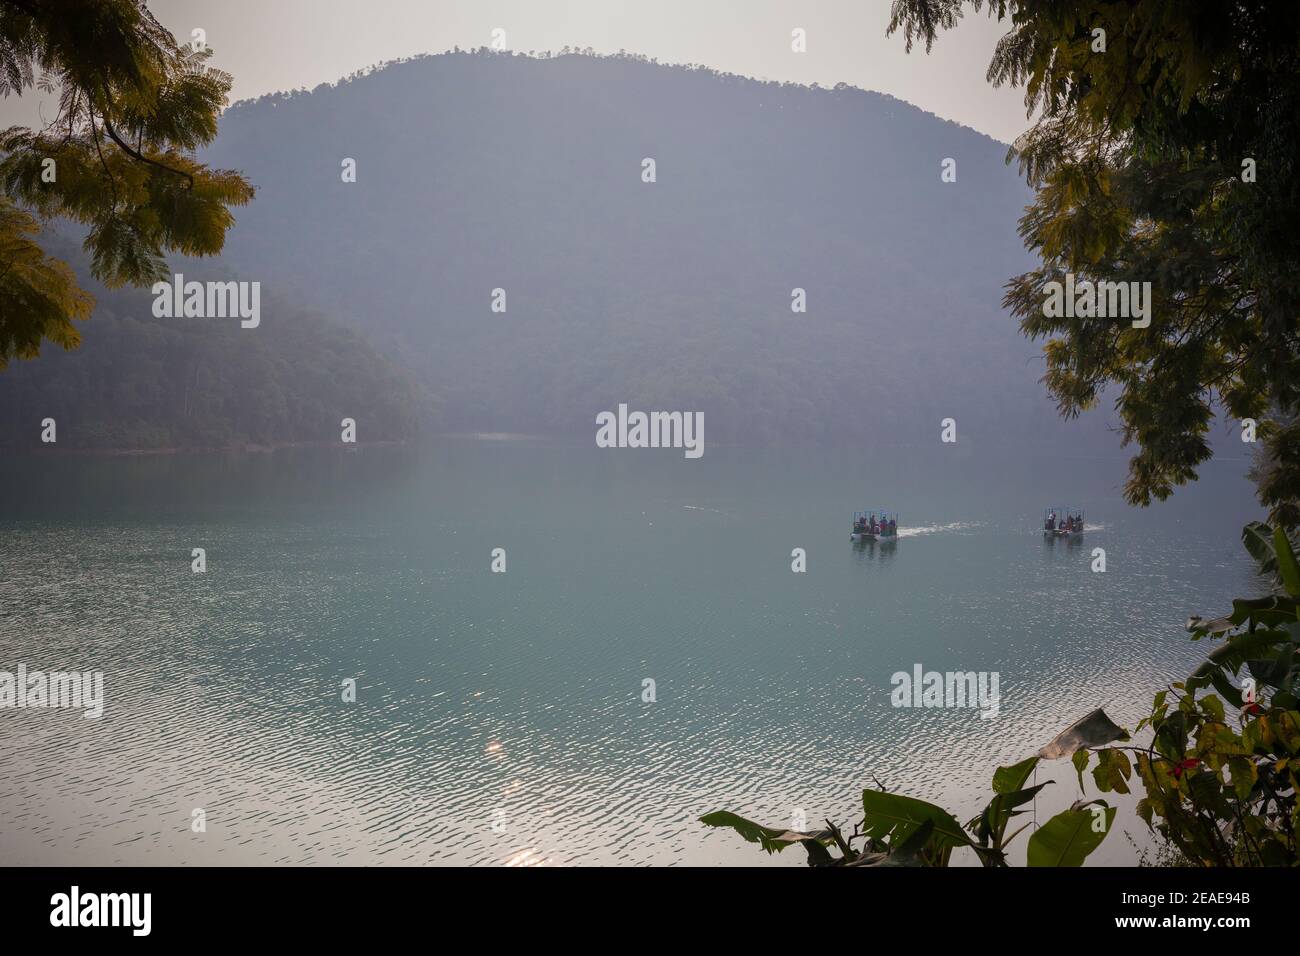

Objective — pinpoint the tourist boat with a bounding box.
[851,510,899,542]
[1042,505,1084,536]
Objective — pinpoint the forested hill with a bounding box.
[197,49,1115,448]
[0,237,427,451]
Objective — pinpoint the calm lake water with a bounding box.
[0,439,1263,866]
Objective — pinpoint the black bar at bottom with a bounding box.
[0,865,1280,942]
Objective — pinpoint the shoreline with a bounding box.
[0,439,410,457]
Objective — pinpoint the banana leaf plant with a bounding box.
[1081,523,1300,866]
[701,710,1125,867]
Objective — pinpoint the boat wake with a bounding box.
[683,505,733,517]
[897,521,985,538]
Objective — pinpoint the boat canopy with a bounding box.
[1043,506,1084,519]
[853,510,898,522]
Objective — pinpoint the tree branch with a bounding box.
[100,116,194,188]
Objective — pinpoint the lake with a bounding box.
[0,438,1263,865]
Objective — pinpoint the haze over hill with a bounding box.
[5,50,1127,451]
[198,49,1119,449]
[0,237,425,451]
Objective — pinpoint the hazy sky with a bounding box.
[0,0,1032,143]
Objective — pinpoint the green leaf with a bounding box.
[1187,628,1295,698]
[877,818,937,867]
[1243,522,1278,578]
[1226,756,1257,802]
[970,782,1050,848]
[844,819,942,868]
[1091,748,1132,794]
[861,789,973,852]
[1134,798,1153,828]
[1027,804,1114,866]
[1275,527,1300,598]
[1154,709,1189,761]
[1201,694,1226,723]
[1187,596,1300,638]
[699,811,827,854]
[1186,768,1233,817]
[800,838,834,866]
[1072,749,1090,790]
[992,755,1040,794]
[1248,642,1297,691]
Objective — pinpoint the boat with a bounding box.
[1042,505,1084,537]
[851,510,899,542]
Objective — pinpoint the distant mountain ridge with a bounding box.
[3,50,1124,452]
[199,48,1108,449]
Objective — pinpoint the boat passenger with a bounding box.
[1046,512,1056,531]
[888,518,897,535]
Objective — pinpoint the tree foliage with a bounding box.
[0,0,253,368]
[0,198,91,363]
[702,734,1122,867]
[1082,524,1300,866]
[889,0,1300,528]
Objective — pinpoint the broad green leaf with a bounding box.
[1092,748,1132,794]
[699,811,826,854]
[874,818,937,867]
[1247,643,1297,691]
[1188,628,1294,698]
[801,838,834,866]
[1242,522,1278,577]
[1027,804,1113,866]
[1275,527,1300,597]
[1188,596,1300,638]
[992,755,1039,793]
[971,783,1050,848]
[861,789,972,852]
